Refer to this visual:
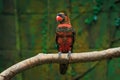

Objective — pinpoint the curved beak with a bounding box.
[56,16,63,22]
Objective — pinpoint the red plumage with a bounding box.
[55,12,75,74]
[56,24,74,53]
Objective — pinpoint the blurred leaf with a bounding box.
[93,6,101,14]
[84,17,93,25]
[93,15,98,21]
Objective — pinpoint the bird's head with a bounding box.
[56,12,67,23]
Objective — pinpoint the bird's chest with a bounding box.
[56,29,73,47]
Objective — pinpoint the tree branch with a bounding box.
[0,47,120,80]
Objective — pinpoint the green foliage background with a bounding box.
[0,0,120,80]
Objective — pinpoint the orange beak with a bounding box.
[56,16,63,22]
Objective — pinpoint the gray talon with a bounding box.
[58,52,62,58]
[68,51,72,58]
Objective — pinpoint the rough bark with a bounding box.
[0,47,120,80]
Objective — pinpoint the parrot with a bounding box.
[55,12,75,74]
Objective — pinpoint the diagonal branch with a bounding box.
[0,47,120,80]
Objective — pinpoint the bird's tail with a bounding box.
[59,63,68,75]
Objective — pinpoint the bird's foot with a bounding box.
[58,52,62,58]
[68,51,72,60]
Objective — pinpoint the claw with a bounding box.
[58,52,62,58]
[68,51,72,59]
